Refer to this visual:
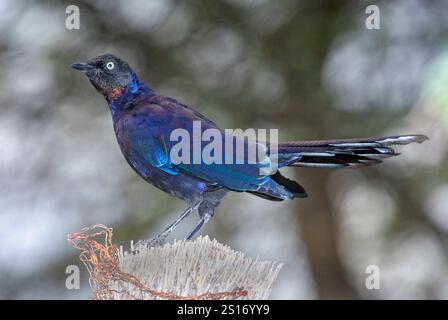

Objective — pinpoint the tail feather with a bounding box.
[271,171,307,198]
[249,171,307,201]
[275,134,428,169]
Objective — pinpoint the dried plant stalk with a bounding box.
[68,224,282,300]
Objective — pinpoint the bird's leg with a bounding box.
[186,213,212,240]
[136,206,194,248]
[157,206,194,240]
[185,189,226,240]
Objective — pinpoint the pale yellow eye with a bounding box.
[106,61,115,70]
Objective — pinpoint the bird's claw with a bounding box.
[133,235,167,253]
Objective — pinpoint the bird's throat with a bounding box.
[107,87,126,101]
[105,73,140,104]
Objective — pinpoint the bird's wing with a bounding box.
[128,126,180,175]
[133,97,272,191]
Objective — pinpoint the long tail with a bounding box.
[276,134,428,169]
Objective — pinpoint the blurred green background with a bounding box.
[0,0,447,299]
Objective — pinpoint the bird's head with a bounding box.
[72,54,139,101]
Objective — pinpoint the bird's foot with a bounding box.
[133,235,167,252]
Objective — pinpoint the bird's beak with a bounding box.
[71,62,92,72]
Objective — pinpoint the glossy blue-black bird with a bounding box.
[72,54,428,242]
